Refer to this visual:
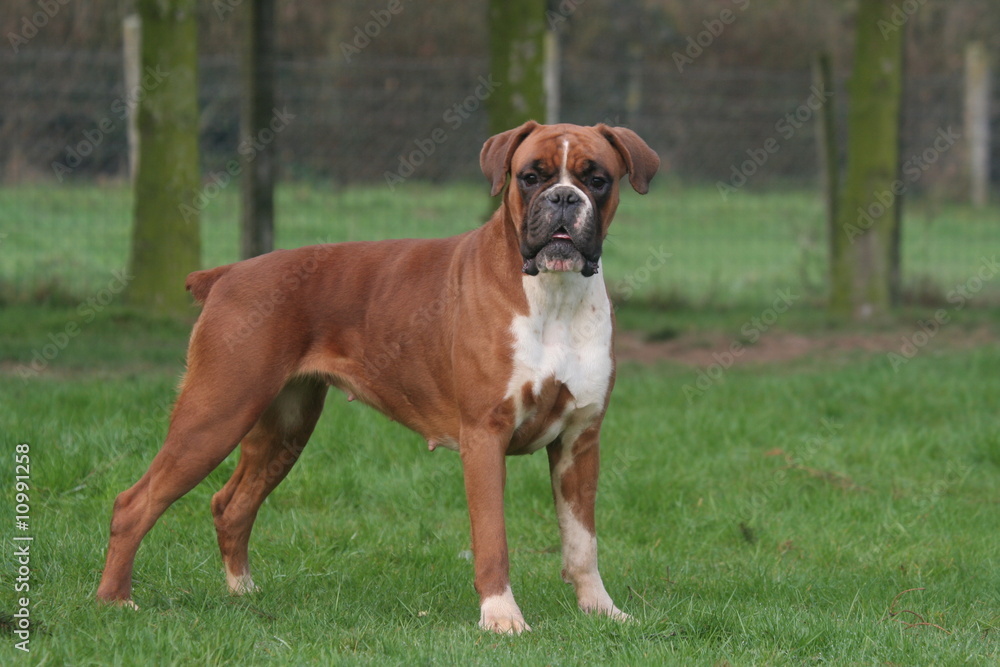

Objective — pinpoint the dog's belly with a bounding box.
[317,358,461,447]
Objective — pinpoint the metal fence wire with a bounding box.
[1,46,998,306]
[3,51,985,186]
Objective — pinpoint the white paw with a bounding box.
[582,600,632,622]
[479,586,532,634]
[577,582,632,621]
[106,598,139,611]
[226,571,259,595]
[480,612,532,634]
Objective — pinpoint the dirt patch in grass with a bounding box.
[3,325,996,378]
[615,325,998,366]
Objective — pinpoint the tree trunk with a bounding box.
[241,0,277,259]
[126,0,201,317]
[829,0,905,321]
[487,0,546,136]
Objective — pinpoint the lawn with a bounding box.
[1,299,999,664]
[1,182,999,664]
[2,181,999,308]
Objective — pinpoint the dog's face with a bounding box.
[481,122,660,277]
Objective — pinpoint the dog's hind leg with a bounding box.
[96,362,287,605]
[210,375,328,594]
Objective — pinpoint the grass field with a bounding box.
[1,183,999,664]
[1,303,999,664]
[3,181,1000,308]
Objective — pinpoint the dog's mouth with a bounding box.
[522,228,600,277]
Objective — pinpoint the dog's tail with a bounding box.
[185,264,234,304]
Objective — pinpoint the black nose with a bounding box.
[544,187,581,206]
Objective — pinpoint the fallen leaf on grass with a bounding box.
[780,456,867,492]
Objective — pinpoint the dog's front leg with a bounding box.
[459,431,530,634]
[547,425,629,620]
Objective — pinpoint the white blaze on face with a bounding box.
[559,139,571,183]
[553,138,594,227]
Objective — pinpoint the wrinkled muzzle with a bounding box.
[520,185,601,277]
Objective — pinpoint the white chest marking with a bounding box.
[505,270,613,452]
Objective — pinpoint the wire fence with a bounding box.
[1,48,998,307]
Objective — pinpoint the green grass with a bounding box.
[1,300,999,664]
[2,181,999,307]
[1,182,998,662]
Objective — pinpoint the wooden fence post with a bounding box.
[122,14,141,185]
[964,41,991,208]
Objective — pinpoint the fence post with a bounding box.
[964,41,991,208]
[544,25,560,124]
[122,14,141,185]
[240,0,276,259]
[813,52,838,234]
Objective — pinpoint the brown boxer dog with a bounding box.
[97,121,659,633]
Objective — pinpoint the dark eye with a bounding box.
[589,176,607,190]
[521,173,539,186]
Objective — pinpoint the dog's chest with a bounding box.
[504,272,613,453]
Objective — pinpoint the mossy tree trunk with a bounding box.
[829,0,905,320]
[127,0,201,316]
[487,0,546,137]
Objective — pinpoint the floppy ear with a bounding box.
[480,120,540,197]
[595,124,660,194]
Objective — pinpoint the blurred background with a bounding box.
[1,0,998,310]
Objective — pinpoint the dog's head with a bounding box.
[481,122,659,277]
